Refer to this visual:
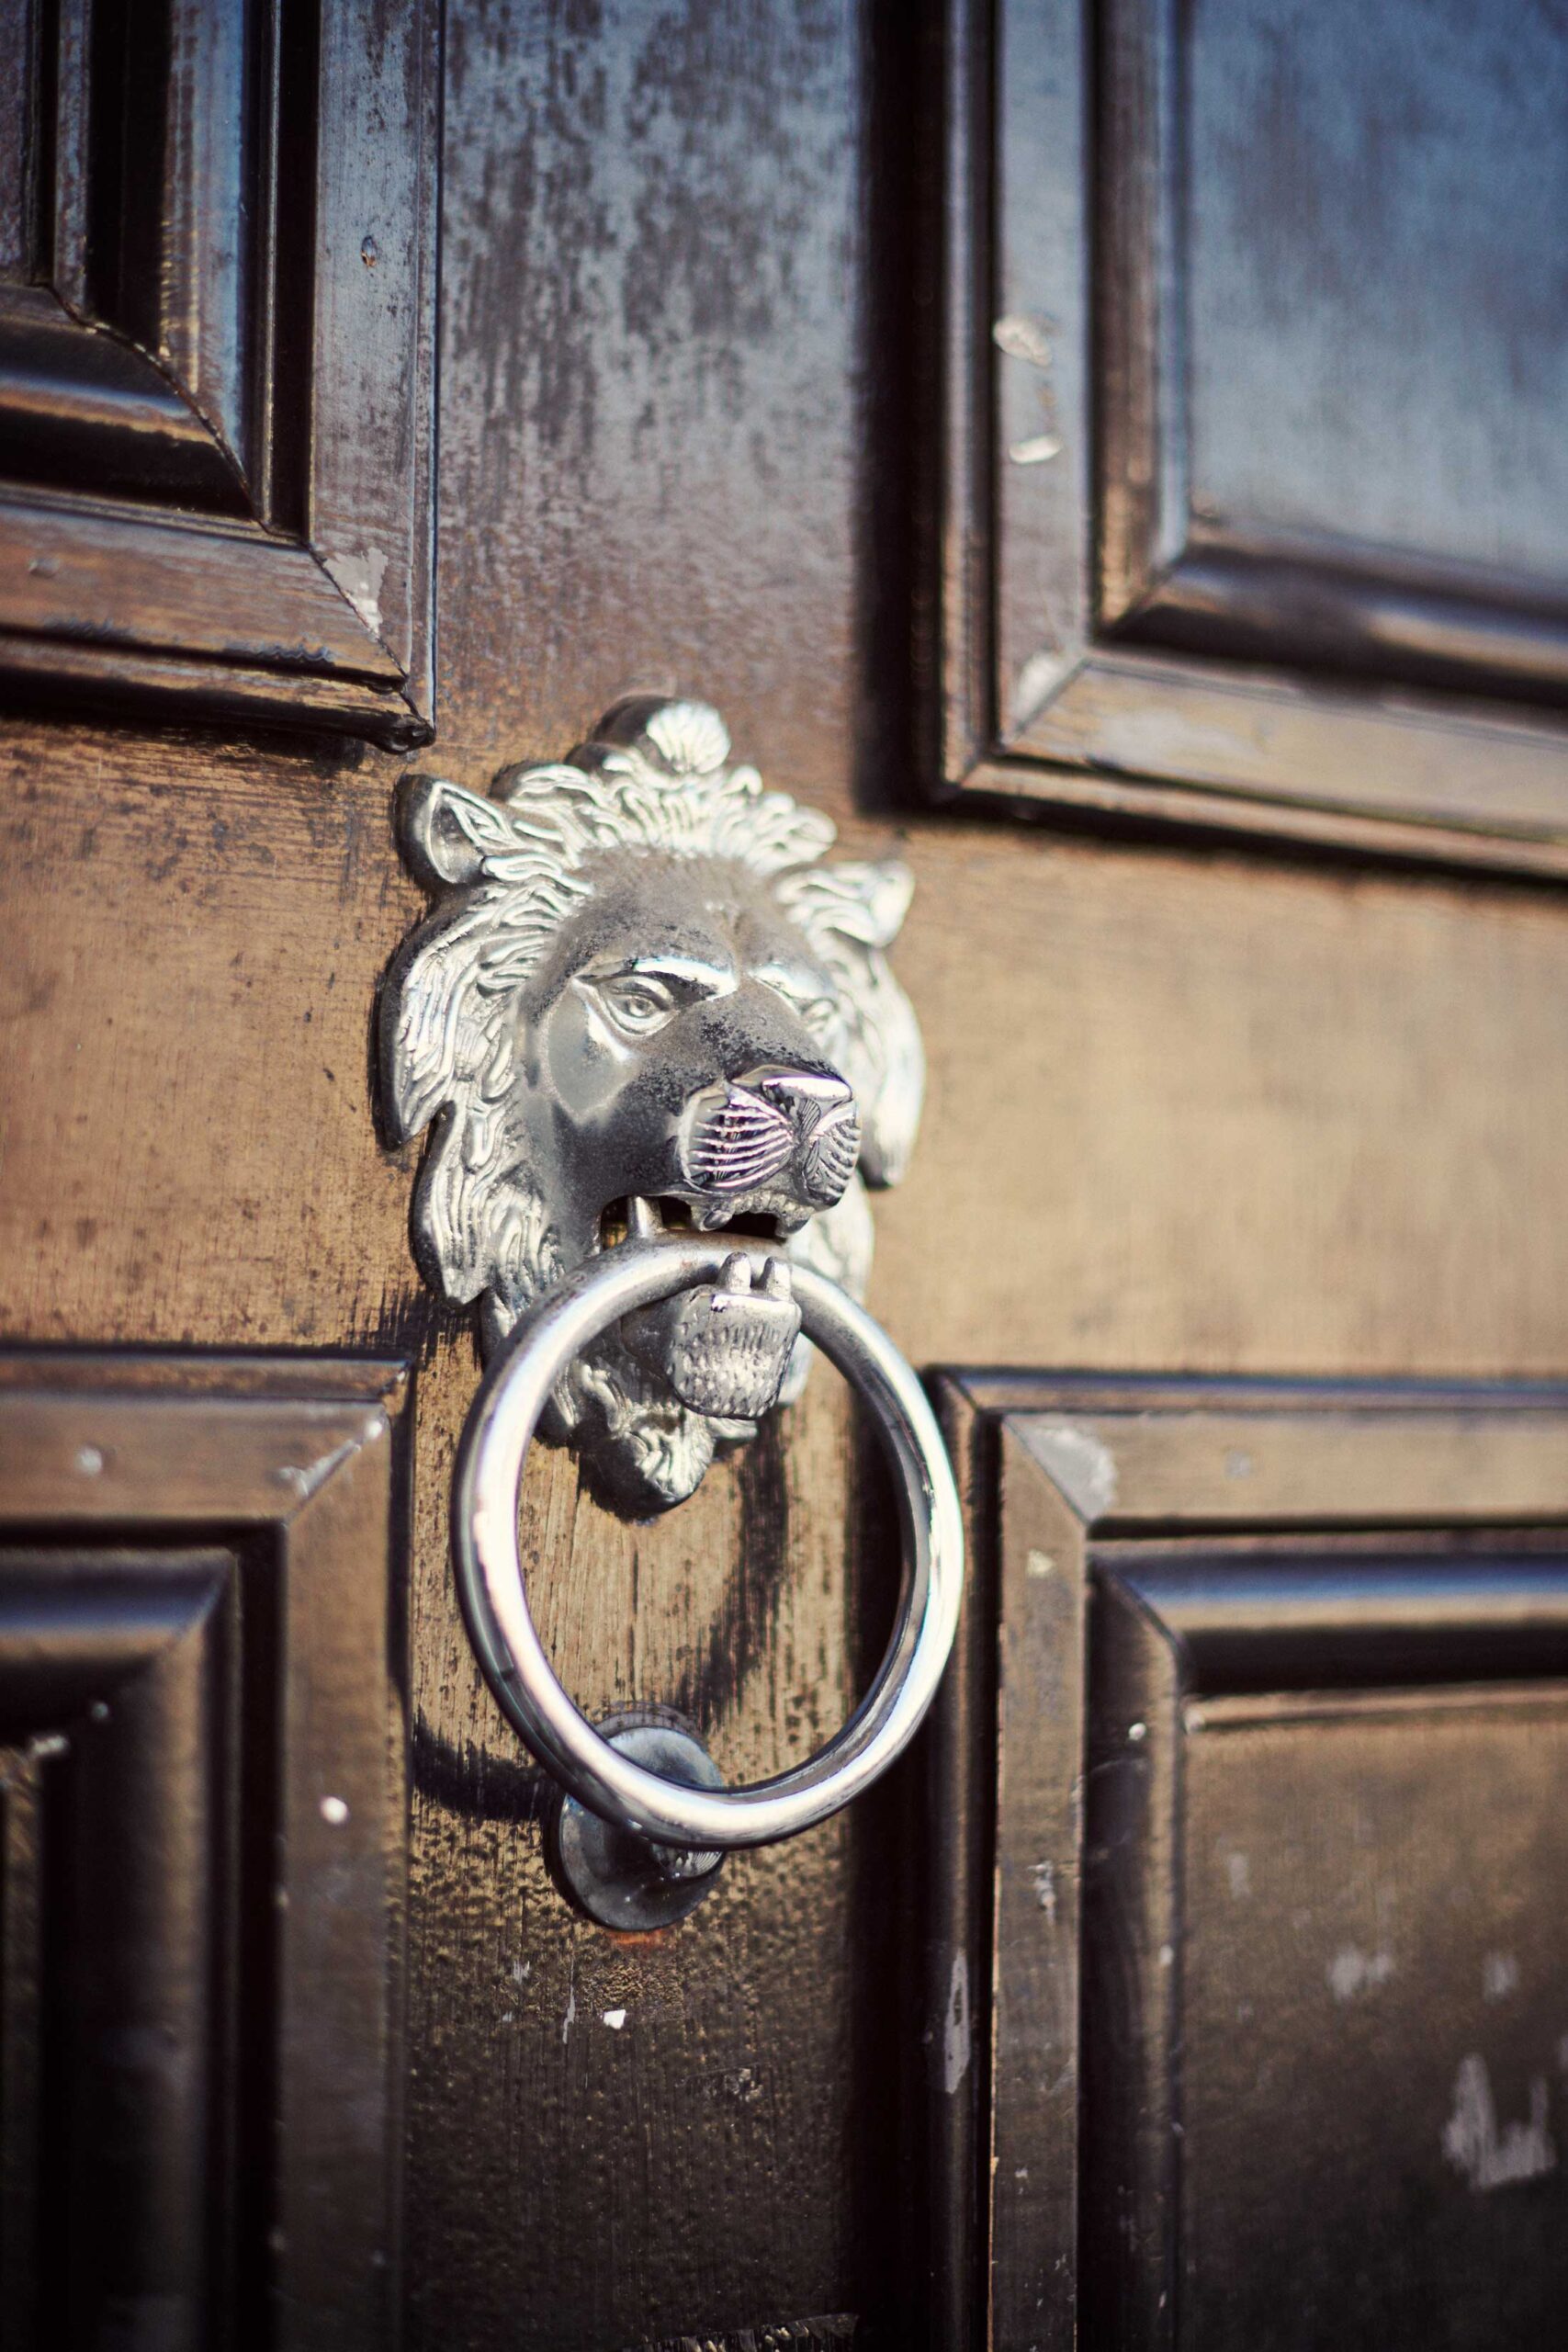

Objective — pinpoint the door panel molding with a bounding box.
[0,1351,409,2348]
[933,0,1568,871]
[0,0,438,749]
[935,1373,1568,2351]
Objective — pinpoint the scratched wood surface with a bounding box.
[4,0,1568,2344]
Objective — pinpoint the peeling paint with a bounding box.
[1030,1860,1056,1921]
[1028,1423,1119,1520]
[993,313,1055,367]
[942,1952,972,2096]
[603,2008,626,2030]
[1443,2055,1555,2191]
[324,546,389,637]
[1010,647,1073,733]
[1483,1951,1520,2003]
[1009,433,1063,466]
[1327,1944,1395,2001]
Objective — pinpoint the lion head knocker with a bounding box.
[380,697,923,1513]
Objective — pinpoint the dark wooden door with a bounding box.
[5,3,1568,2347]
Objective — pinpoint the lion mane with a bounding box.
[380,699,923,1507]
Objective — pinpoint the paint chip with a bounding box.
[324,546,389,636]
[320,1795,350,1826]
[1009,434,1064,466]
[1327,1945,1394,2001]
[1444,2054,1556,2191]
[1026,1422,1118,1519]
[1483,1951,1520,2003]
[942,1952,972,2095]
[603,2008,627,2030]
[993,313,1055,367]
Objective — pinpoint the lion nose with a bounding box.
[679,1064,862,1209]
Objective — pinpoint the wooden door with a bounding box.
[4,3,1568,2347]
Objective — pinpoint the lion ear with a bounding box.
[398,773,523,889]
[783,857,913,951]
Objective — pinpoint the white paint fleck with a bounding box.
[560,1976,576,2046]
[74,1444,104,1476]
[993,312,1055,367]
[603,2008,627,2030]
[1327,1944,1395,2002]
[1027,1423,1118,1520]
[511,1959,532,1984]
[319,1795,350,1826]
[1128,1721,1147,1744]
[1010,434,1064,466]
[1158,1943,1175,1969]
[1026,1549,1055,1581]
[942,1952,972,2095]
[324,546,388,636]
[1224,1450,1254,1480]
[1483,1951,1520,2003]
[1030,1860,1056,1922]
[1224,1849,1251,1901]
[1443,2055,1555,2192]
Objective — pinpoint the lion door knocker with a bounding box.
[381,699,964,1922]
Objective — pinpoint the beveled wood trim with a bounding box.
[935,0,1568,870]
[1010,651,1568,848]
[0,1351,410,2345]
[0,500,402,677]
[0,1351,409,1404]
[0,1545,239,2335]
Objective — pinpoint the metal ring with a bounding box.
[453,1236,964,1850]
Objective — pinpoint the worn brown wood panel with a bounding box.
[12,726,1568,1382]
[4,1,1568,2343]
[1182,1696,1568,2349]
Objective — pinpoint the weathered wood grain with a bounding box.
[4,0,1568,2342]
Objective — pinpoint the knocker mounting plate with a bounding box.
[380,697,924,1512]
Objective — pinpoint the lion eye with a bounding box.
[596,975,679,1037]
[800,996,839,1043]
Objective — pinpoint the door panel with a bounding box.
[942,1380,1568,2348]
[949,0,1568,860]
[0,0,438,746]
[0,1358,407,2347]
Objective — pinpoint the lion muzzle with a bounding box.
[676,1065,861,1226]
[622,1251,803,1424]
